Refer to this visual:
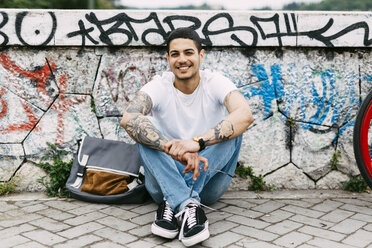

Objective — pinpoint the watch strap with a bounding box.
[193,136,205,151]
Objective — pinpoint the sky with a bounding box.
[120,0,323,10]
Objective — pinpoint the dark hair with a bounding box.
[166,27,202,53]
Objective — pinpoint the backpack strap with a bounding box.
[71,136,89,189]
[127,166,145,190]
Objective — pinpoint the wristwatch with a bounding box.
[193,136,206,151]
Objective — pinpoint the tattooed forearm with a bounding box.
[213,120,234,142]
[124,114,169,151]
[125,92,152,115]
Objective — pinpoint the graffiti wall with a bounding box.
[0,9,371,191]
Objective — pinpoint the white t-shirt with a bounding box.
[141,69,237,140]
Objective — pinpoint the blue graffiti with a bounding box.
[241,64,284,118]
[241,63,363,135]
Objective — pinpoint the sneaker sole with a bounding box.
[181,221,210,247]
[151,223,179,239]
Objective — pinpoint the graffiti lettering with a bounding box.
[15,11,57,46]
[299,19,372,47]
[68,12,371,47]
[0,12,9,46]
[0,10,370,47]
[242,63,360,138]
[68,12,168,46]
[250,13,297,47]
[67,20,98,46]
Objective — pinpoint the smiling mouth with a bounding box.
[176,65,191,72]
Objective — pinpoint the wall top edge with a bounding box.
[0,9,370,48]
[1,9,372,14]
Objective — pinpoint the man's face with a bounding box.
[166,38,204,82]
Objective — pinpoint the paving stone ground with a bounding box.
[0,190,371,248]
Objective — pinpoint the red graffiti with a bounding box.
[0,54,56,98]
[0,53,55,134]
[0,87,40,133]
[52,73,85,144]
[1,102,39,133]
[0,54,86,145]
[0,88,8,119]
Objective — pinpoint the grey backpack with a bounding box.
[66,136,150,204]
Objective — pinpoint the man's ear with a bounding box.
[199,49,205,62]
[165,52,169,62]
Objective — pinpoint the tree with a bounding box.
[283,0,372,11]
[0,0,114,9]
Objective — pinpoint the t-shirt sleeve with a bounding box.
[139,75,162,110]
[212,73,238,105]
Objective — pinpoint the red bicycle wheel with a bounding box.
[354,90,372,189]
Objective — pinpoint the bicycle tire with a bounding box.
[353,90,372,189]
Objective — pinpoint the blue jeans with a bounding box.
[137,135,242,212]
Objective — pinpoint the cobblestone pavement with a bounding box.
[1,190,372,248]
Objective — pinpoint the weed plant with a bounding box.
[36,143,73,198]
[342,176,370,193]
[235,164,274,191]
[0,178,17,196]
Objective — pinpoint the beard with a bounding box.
[174,67,199,81]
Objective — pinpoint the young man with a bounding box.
[121,27,253,247]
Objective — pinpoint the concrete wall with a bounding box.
[0,9,371,191]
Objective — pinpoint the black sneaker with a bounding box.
[151,201,179,239]
[178,203,210,247]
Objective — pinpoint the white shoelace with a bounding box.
[176,204,197,240]
[163,202,174,222]
[185,205,197,229]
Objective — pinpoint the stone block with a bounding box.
[0,49,58,111]
[239,111,290,176]
[45,48,100,94]
[264,163,315,190]
[298,226,346,241]
[343,229,372,247]
[203,48,257,87]
[14,162,47,192]
[23,230,66,246]
[93,48,167,117]
[337,119,360,177]
[291,125,337,180]
[273,231,312,248]
[316,170,350,190]
[278,50,359,129]
[23,94,100,162]
[0,144,24,181]
[0,87,44,143]
[228,176,251,191]
[99,117,134,144]
[360,50,372,99]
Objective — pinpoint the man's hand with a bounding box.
[180,152,209,181]
[164,139,200,161]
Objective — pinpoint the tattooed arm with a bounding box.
[120,91,170,151]
[165,90,253,159]
[201,90,254,146]
[121,91,208,180]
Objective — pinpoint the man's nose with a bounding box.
[178,53,187,62]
